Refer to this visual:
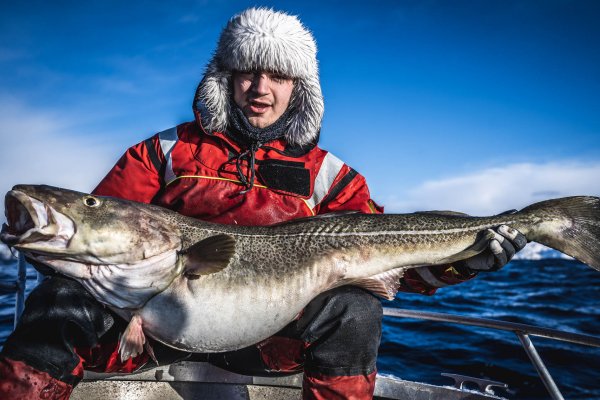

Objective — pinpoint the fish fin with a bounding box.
[520,196,600,271]
[415,210,470,217]
[118,314,145,363]
[436,230,496,264]
[144,340,158,366]
[182,234,236,278]
[350,267,405,300]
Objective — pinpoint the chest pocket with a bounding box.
[256,159,311,197]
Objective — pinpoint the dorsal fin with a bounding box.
[181,234,236,279]
[415,210,470,217]
[348,267,405,300]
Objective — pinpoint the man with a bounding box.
[0,8,525,400]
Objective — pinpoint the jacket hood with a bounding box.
[193,7,324,146]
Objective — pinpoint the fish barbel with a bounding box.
[1,185,599,360]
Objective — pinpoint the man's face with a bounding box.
[232,71,294,129]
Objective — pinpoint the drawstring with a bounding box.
[227,101,291,194]
[236,140,261,194]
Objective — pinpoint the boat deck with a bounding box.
[75,361,505,400]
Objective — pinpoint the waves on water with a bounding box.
[378,259,600,399]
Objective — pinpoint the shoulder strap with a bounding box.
[142,127,179,186]
[305,152,345,210]
[319,168,358,207]
[144,138,162,173]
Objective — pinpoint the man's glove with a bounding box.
[458,225,527,272]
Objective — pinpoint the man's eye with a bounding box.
[271,74,289,83]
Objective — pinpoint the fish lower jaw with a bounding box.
[1,224,60,248]
[11,230,70,250]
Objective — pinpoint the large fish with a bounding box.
[1,185,599,362]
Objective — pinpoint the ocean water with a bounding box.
[1,258,598,399]
[378,259,600,399]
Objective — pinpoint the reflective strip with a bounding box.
[158,127,179,184]
[166,175,267,189]
[367,200,378,214]
[166,175,315,215]
[306,152,345,210]
[414,266,449,288]
[301,199,316,216]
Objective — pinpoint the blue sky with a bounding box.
[1,0,599,219]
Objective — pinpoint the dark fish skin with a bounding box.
[1,185,599,353]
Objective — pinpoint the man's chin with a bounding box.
[247,116,273,129]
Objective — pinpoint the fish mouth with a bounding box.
[0,189,75,252]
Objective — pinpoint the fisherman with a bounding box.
[0,8,526,400]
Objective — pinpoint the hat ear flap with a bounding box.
[287,75,324,146]
[194,58,231,133]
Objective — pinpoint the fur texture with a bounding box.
[193,8,324,146]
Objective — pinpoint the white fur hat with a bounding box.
[193,8,324,146]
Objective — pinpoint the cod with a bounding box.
[2,185,599,362]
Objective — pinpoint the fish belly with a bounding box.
[137,274,322,353]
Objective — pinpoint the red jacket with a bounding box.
[94,121,380,223]
[94,121,474,294]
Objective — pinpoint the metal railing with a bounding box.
[383,308,600,400]
[0,253,27,329]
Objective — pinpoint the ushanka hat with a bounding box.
[193,8,324,146]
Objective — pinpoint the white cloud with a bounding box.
[0,96,123,224]
[381,162,600,261]
[384,162,600,215]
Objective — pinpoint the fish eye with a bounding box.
[83,196,101,207]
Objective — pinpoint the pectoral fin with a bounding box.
[349,267,405,300]
[118,314,146,363]
[182,234,236,279]
[436,230,496,264]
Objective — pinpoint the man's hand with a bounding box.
[459,225,527,272]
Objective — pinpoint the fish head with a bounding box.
[1,184,182,266]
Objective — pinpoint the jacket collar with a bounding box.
[193,110,317,157]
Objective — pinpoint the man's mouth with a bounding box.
[247,100,271,114]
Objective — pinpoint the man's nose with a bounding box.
[251,74,270,94]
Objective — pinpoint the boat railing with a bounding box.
[0,254,28,329]
[2,256,599,400]
[383,308,600,400]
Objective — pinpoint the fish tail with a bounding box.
[520,196,600,271]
